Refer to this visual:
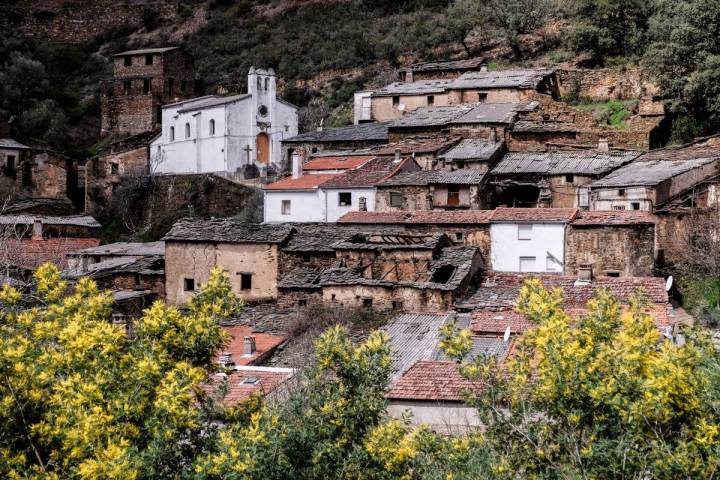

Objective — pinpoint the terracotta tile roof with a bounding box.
[387,360,478,401]
[571,210,656,226]
[302,155,374,171]
[218,326,285,366]
[490,207,579,223]
[338,210,494,225]
[471,310,535,334]
[263,173,339,190]
[207,366,295,406]
[322,156,411,188]
[374,137,461,155]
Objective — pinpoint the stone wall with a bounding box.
[96,272,166,298]
[278,251,338,277]
[565,224,655,277]
[85,145,148,216]
[16,151,68,199]
[321,284,454,313]
[376,185,431,211]
[556,67,660,101]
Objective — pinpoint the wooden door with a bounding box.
[256,133,269,165]
[447,186,460,206]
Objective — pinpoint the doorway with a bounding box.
[256,133,269,165]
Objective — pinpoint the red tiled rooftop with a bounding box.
[322,156,412,188]
[207,366,294,406]
[219,326,285,366]
[302,155,375,171]
[471,310,535,334]
[264,174,339,190]
[338,210,494,225]
[491,207,579,223]
[387,360,478,402]
[375,137,461,155]
[571,210,656,226]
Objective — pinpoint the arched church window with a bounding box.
[257,77,262,90]
[170,126,175,141]
[264,77,269,90]
[185,123,190,138]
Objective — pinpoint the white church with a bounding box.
[151,67,298,178]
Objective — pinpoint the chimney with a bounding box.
[359,197,367,211]
[291,152,302,179]
[480,64,488,72]
[489,127,497,143]
[394,148,402,162]
[577,265,593,283]
[316,117,324,132]
[32,219,42,240]
[218,352,235,367]
[597,138,609,152]
[243,336,257,356]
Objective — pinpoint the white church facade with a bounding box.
[151,68,298,178]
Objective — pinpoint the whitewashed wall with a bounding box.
[324,188,375,222]
[264,190,326,223]
[490,222,566,273]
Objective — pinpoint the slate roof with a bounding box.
[280,224,357,252]
[490,207,579,223]
[338,210,494,225]
[68,241,165,257]
[450,103,533,124]
[333,232,446,251]
[405,57,486,73]
[439,139,504,162]
[163,219,293,244]
[0,215,101,228]
[374,137,461,155]
[64,255,165,280]
[176,94,251,113]
[571,210,656,226]
[491,150,640,176]
[207,367,295,406]
[447,68,555,90]
[283,122,390,143]
[302,155,374,171]
[264,173,339,190]
[219,326,286,366]
[322,156,410,188]
[0,138,31,149]
[511,121,579,133]
[390,105,473,129]
[377,169,485,186]
[589,157,720,188]
[5,197,75,215]
[371,79,452,96]
[114,46,178,56]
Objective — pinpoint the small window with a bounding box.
[338,192,352,206]
[124,56,132,67]
[389,192,402,207]
[240,273,252,290]
[392,300,403,310]
[209,119,215,135]
[565,174,574,184]
[606,271,620,278]
[456,161,465,169]
[392,96,400,106]
[170,126,175,141]
[455,231,464,242]
[143,79,151,94]
[331,293,336,301]
[257,77,262,90]
[264,77,269,90]
[183,278,195,291]
[311,147,318,154]
[613,205,626,211]
[478,92,488,103]
[362,298,373,308]
[518,224,533,240]
[519,256,536,273]
[123,80,132,95]
[110,162,119,175]
[281,200,291,215]
[298,299,307,307]
[618,188,626,197]
[6,155,15,176]
[185,123,190,138]
[145,54,153,65]
[427,95,434,105]
[631,202,640,210]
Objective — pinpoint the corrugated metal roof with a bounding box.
[590,157,720,187]
[447,68,555,90]
[440,139,504,161]
[492,150,640,176]
[283,122,389,143]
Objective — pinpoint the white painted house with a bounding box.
[151,68,298,178]
[263,153,419,223]
[490,208,578,273]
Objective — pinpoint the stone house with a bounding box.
[163,220,295,305]
[566,210,656,278]
[588,136,720,211]
[489,148,641,208]
[375,170,487,211]
[0,139,30,180]
[262,173,341,223]
[101,47,194,138]
[436,138,505,172]
[398,57,488,83]
[373,137,462,170]
[151,68,298,178]
[281,122,389,168]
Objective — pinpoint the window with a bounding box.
[298,299,307,307]
[124,56,131,66]
[168,77,175,95]
[631,202,640,210]
[456,161,465,169]
[338,192,352,206]
[240,273,252,290]
[389,192,402,207]
[519,256,536,273]
[183,278,195,291]
[185,122,190,138]
[331,293,336,301]
[143,79,151,94]
[281,200,291,215]
[257,77,262,90]
[264,77,269,90]
[209,119,215,135]
[518,224,532,240]
[392,300,403,310]
[359,197,367,211]
[427,95,434,105]
[362,298,373,308]
[123,80,132,95]
[145,54,153,65]
[618,188,626,197]
[170,126,175,141]
[6,155,15,176]
[613,205,626,211]
[605,271,620,277]
[392,95,400,106]
[455,232,464,242]
[110,162,119,175]
[565,174,574,184]
[478,92,488,103]
[447,185,460,206]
